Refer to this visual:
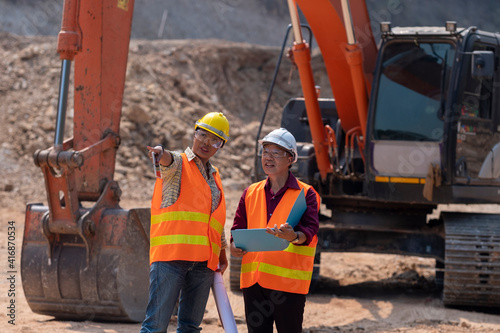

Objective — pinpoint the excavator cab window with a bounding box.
[455,43,500,181]
[457,47,495,121]
[372,41,454,142]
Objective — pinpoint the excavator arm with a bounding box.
[287,0,377,179]
[21,0,151,322]
[294,0,377,131]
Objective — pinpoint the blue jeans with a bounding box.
[140,261,214,333]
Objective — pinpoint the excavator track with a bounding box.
[442,212,500,308]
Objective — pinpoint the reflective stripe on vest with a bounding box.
[240,179,319,294]
[149,153,226,271]
[151,211,225,235]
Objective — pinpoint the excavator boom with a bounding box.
[295,0,377,132]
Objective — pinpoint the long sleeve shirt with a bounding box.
[231,172,319,245]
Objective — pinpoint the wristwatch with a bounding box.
[291,232,300,244]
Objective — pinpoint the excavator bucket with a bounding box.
[21,203,151,322]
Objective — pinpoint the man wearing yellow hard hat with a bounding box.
[141,112,230,332]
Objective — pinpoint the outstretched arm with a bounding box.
[147,145,173,167]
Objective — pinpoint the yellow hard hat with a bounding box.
[195,112,230,144]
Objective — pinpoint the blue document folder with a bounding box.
[232,229,290,251]
[232,188,307,252]
[284,188,306,228]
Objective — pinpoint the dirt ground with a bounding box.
[2,198,500,333]
[1,33,500,332]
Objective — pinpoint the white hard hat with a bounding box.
[259,128,298,163]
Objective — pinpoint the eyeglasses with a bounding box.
[195,130,224,148]
[262,148,288,158]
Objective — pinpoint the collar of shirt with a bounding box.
[264,171,300,196]
[185,147,217,175]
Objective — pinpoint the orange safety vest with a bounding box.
[240,179,319,294]
[149,153,226,271]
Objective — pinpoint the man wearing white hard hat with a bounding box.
[230,128,320,333]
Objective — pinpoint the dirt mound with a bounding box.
[0,32,331,210]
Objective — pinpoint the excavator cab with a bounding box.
[21,0,151,321]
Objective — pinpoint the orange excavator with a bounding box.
[245,0,500,308]
[21,0,150,321]
[21,0,500,322]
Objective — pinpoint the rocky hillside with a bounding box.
[1,0,499,46]
[0,0,290,46]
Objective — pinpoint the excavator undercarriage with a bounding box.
[442,213,500,307]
